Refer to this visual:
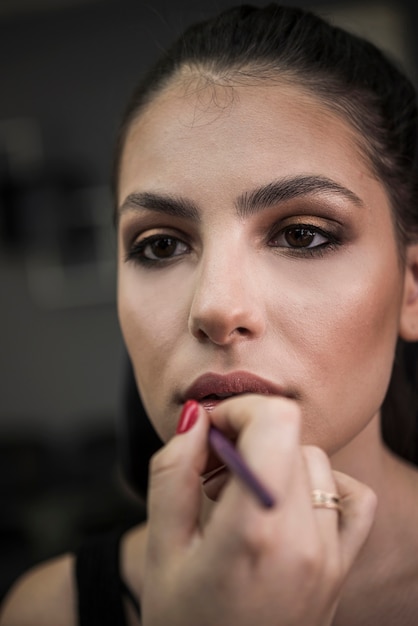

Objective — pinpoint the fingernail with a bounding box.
[176,400,199,434]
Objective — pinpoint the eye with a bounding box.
[126,234,190,265]
[270,225,332,251]
[284,226,328,248]
[143,236,187,260]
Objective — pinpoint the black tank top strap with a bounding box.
[74,524,141,626]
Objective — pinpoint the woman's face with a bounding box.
[117,78,407,458]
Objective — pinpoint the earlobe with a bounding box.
[399,243,418,341]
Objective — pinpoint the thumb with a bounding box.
[146,401,210,561]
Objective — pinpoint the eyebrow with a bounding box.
[119,191,200,221]
[236,175,364,217]
[118,174,364,222]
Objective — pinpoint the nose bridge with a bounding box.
[188,238,265,343]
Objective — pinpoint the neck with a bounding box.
[331,412,387,485]
[331,412,418,579]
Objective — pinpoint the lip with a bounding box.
[182,371,288,411]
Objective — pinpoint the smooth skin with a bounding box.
[3,78,418,625]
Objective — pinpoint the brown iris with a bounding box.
[284,227,316,248]
[150,237,178,258]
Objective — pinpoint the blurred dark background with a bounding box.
[1,0,417,604]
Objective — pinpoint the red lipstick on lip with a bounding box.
[183,371,287,410]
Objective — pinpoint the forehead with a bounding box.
[118,79,382,210]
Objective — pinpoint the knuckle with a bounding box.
[359,484,378,520]
[275,397,301,426]
[234,517,278,559]
[303,445,330,467]
[298,541,323,577]
[148,447,177,482]
[263,397,301,439]
[239,521,269,556]
[297,540,342,595]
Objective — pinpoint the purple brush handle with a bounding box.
[209,426,276,508]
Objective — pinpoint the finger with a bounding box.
[206,396,302,555]
[210,393,299,442]
[146,403,210,560]
[333,470,377,573]
[211,395,300,505]
[302,446,340,556]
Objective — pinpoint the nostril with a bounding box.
[194,327,210,341]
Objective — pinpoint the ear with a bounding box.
[399,243,418,341]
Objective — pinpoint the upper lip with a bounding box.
[182,371,288,403]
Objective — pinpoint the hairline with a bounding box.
[113,63,408,264]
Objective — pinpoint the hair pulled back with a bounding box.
[114,4,418,462]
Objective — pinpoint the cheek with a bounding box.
[323,279,400,384]
[331,247,402,361]
[287,250,403,450]
[117,267,188,411]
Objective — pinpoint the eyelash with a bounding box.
[125,234,191,266]
[268,223,340,258]
[125,224,340,267]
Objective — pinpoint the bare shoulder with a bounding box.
[0,553,77,626]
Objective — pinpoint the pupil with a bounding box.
[286,227,314,247]
[152,238,176,258]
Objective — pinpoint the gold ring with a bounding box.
[311,489,342,512]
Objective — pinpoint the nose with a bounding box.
[188,250,266,345]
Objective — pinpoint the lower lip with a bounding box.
[199,398,225,412]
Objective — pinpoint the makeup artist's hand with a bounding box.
[141,395,376,626]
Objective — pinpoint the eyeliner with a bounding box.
[208,426,276,508]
